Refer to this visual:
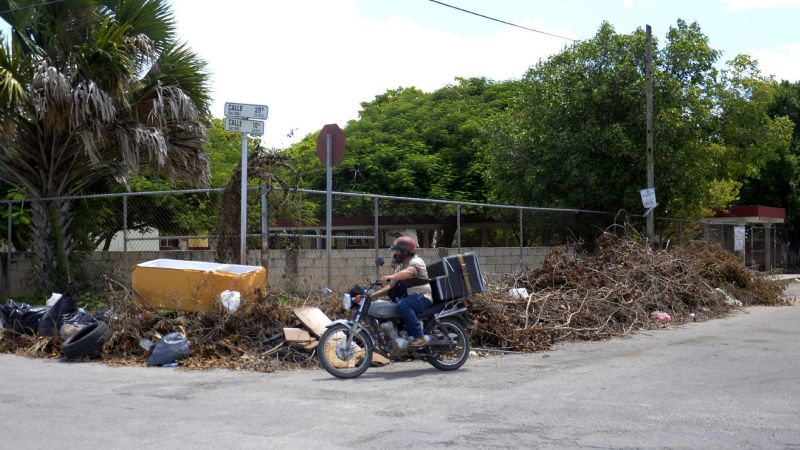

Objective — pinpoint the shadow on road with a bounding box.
[311,366,471,382]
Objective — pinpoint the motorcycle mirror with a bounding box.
[375,257,385,267]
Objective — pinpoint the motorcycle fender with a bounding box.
[326,319,352,328]
[435,306,467,321]
[434,306,469,330]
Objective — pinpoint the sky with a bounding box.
[5,0,800,149]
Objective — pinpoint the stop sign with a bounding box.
[316,123,346,166]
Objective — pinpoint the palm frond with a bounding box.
[143,41,211,116]
[101,0,175,50]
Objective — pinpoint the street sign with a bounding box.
[316,124,346,166]
[224,102,268,120]
[224,117,264,136]
[734,225,746,251]
[640,188,657,209]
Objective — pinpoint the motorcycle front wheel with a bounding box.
[427,318,470,371]
[317,324,373,379]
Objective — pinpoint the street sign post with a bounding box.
[224,102,269,120]
[224,102,268,264]
[316,124,346,289]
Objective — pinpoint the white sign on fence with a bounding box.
[734,225,746,251]
[640,188,657,209]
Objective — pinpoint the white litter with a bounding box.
[219,290,241,312]
[507,287,529,300]
[46,293,63,307]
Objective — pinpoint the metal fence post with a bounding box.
[456,204,461,253]
[122,194,128,270]
[7,203,12,296]
[374,196,379,278]
[519,208,524,272]
[261,183,269,269]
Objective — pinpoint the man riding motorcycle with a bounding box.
[371,236,432,347]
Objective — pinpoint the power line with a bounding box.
[428,0,576,42]
[0,0,66,15]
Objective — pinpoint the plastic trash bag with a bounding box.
[38,293,78,337]
[0,301,49,335]
[507,288,529,300]
[650,311,672,322]
[38,293,96,337]
[147,332,190,367]
[219,290,241,312]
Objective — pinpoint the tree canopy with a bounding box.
[483,20,793,218]
[287,77,520,203]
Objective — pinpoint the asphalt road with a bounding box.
[2,305,799,449]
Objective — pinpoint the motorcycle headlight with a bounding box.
[342,293,352,311]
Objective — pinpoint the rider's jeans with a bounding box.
[396,293,431,339]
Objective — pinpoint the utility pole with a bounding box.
[645,24,655,242]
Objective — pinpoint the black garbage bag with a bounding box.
[38,293,80,337]
[147,332,190,367]
[38,293,99,337]
[0,301,49,335]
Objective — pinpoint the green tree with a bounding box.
[284,78,518,246]
[485,21,792,219]
[0,0,211,291]
[739,81,800,249]
[288,77,519,202]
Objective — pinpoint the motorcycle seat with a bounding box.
[418,301,445,318]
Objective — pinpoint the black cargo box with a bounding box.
[427,253,485,302]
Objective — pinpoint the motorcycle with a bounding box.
[318,258,471,379]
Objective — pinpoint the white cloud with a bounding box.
[749,42,800,82]
[719,0,800,11]
[623,0,635,8]
[171,0,573,148]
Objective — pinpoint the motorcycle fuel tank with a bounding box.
[368,300,401,319]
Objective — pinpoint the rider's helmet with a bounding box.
[390,236,417,263]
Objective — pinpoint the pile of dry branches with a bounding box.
[1,229,788,369]
[467,230,786,352]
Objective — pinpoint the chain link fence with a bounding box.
[0,188,791,299]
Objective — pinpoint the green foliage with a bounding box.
[485,20,792,219]
[287,77,519,203]
[740,81,800,217]
[207,118,245,187]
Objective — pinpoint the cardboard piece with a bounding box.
[292,307,332,337]
[283,327,313,342]
[289,340,319,351]
[132,259,266,313]
[372,353,391,366]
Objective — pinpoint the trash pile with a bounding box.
[0,232,788,370]
[466,231,787,352]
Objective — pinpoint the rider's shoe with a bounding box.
[409,336,427,347]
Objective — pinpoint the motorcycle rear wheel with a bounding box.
[427,318,470,371]
[318,324,373,379]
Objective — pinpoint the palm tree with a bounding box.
[0,0,211,291]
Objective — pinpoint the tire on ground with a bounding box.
[61,321,110,360]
